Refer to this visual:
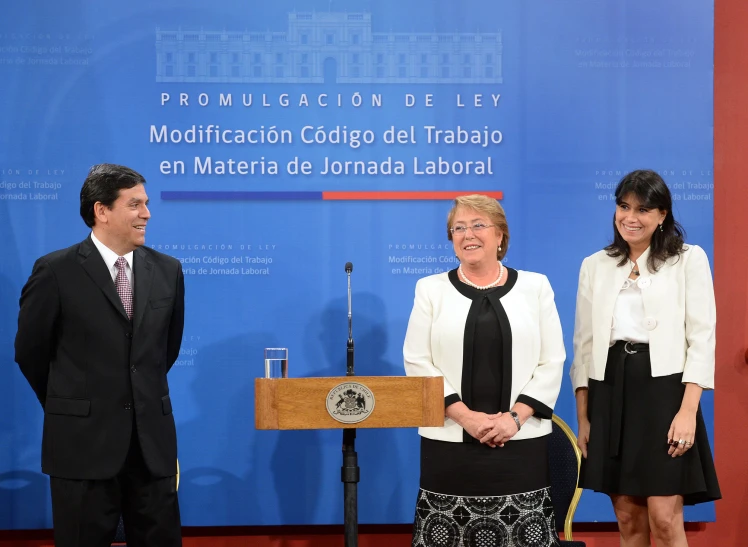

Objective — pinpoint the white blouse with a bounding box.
[610,277,650,344]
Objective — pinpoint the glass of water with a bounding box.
[264,348,288,379]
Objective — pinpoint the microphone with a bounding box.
[345,262,354,376]
[342,261,358,546]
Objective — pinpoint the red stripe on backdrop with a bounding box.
[322,191,504,200]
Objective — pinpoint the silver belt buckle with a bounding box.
[624,341,637,354]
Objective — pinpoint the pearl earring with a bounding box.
[659,224,663,232]
[498,245,502,252]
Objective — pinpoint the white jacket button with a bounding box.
[643,317,658,330]
[638,277,651,289]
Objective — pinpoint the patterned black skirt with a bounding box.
[412,488,558,547]
[412,437,560,547]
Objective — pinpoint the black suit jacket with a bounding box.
[14,236,185,480]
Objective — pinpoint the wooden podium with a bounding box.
[254,375,444,547]
[255,376,444,430]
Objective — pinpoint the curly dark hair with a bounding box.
[604,169,686,272]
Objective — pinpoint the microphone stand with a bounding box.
[342,262,359,547]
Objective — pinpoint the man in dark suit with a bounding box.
[15,163,185,547]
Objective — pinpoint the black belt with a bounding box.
[608,340,649,457]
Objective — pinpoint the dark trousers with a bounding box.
[50,431,181,547]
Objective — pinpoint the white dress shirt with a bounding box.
[90,232,133,289]
[610,278,650,344]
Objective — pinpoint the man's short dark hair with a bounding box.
[79,164,146,228]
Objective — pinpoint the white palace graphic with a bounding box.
[156,11,502,84]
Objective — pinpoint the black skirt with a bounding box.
[580,341,721,505]
[420,436,550,496]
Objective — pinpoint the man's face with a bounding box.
[97,184,150,254]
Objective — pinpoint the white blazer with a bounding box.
[403,270,566,442]
[570,245,716,391]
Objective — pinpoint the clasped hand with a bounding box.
[464,411,519,448]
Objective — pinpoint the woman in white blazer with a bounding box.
[404,195,566,547]
[571,170,720,547]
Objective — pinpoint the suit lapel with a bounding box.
[634,246,654,313]
[635,247,652,276]
[78,236,129,321]
[601,246,652,320]
[602,254,633,322]
[133,247,154,332]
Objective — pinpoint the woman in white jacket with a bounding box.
[571,170,720,547]
[404,195,566,547]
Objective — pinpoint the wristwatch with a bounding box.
[509,410,521,431]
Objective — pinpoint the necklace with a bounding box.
[459,261,504,290]
[630,260,640,277]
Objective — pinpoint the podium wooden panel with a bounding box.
[255,376,444,430]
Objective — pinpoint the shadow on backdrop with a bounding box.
[264,292,413,540]
[176,332,269,526]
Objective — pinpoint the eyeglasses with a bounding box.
[449,223,495,235]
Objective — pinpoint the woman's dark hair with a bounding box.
[80,163,146,228]
[604,169,686,272]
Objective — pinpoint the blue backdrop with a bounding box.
[0,0,715,528]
